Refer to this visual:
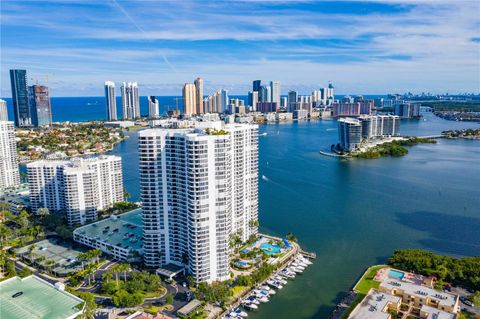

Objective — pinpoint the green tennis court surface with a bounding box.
[0,275,84,319]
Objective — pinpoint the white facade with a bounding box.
[121,82,140,120]
[194,77,204,114]
[0,121,20,189]
[139,123,258,283]
[183,83,196,116]
[0,99,8,121]
[27,155,123,225]
[148,96,160,119]
[104,81,117,120]
[270,81,280,106]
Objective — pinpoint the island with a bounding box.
[442,129,480,140]
[15,122,125,163]
[352,137,437,159]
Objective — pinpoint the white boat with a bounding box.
[255,294,269,303]
[245,295,260,305]
[233,308,248,317]
[260,286,276,295]
[290,266,303,273]
[299,256,313,265]
[291,263,305,271]
[242,302,258,310]
[273,276,287,285]
[267,280,283,289]
[261,132,268,136]
[280,270,295,278]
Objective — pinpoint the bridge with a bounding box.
[417,135,444,139]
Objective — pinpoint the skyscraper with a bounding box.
[139,123,258,283]
[0,99,8,121]
[252,80,261,92]
[148,96,160,119]
[121,82,140,119]
[28,85,52,127]
[248,91,259,111]
[105,81,117,121]
[183,83,196,115]
[0,121,20,189]
[194,77,204,114]
[270,81,281,106]
[10,69,32,127]
[27,155,123,225]
[338,118,362,151]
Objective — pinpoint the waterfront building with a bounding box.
[0,121,20,189]
[27,155,123,225]
[319,82,335,106]
[121,82,140,119]
[359,115,400,139]
[10,69,32,127]
[333,100,373,117]
[105,81,117,121]
[259,85,269,103]
[394,103,421,119]
[0,99,8,121]
[203,89,228,114]
[148,96,160,119]
[270,81,280,106]
[288,91,298,112]
[382,97,405,109]
[294,109,308,120]
[74,209,142,261]
[338,118,362,151]
[257,102,278,113]
[183,83,197,116]
[138,123,258,283]
[194,77,204,114]
[28,85,52,127]
[281,97,287,109]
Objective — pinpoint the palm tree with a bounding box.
[110,264,121,287]
[102,271,113,283]
[36,207,50,218]
[118,263,130,282]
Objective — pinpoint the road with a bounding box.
[450,287,480,316]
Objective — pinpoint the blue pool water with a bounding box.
[260,243,281,255]
[234,261,250,268]
[389,269,405,280]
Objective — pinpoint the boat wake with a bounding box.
[262,175,270,181]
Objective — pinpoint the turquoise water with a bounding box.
[108,111,480,319]
[260,243,282,255]
[388,269,405,280]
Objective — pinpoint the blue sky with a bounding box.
[1,0,479,96]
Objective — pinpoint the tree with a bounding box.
[75,291,96,319]
[5,260,16,277]
[286,232,298,243]
[36,207,50,218]
[18,267,32,278]
[165,293,174,305]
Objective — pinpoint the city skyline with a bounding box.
[1,1,479,97]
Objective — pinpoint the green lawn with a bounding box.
[354,265,385,294]
[231,286,247,298]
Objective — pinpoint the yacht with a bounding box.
[273,275,288,285]
[245,295,260,305]
[260,285,276,295]
[242,302,258,310]
[232,308,248,317]
[267,280,283,289]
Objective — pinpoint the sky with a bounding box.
[1,0,479,97]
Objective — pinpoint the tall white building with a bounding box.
[105,81,117,121]
[0,99,8,121]
[0,121,20,189]
[148,96,160,119]
[27,155,123,225]
[139,123,258,283]
[203,90,228,114]
[270,81,280,106]
[121,82,140,120]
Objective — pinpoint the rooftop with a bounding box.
[380,277,458,308]
[421,305,457,319]
[74,208,143,251]
[0,275,84,319]
[349,289,401,319]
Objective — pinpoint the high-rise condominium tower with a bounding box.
[0,99,8,121]
[121,82,140,119]
[27,155,123,225]
[270,81,281,106]
[28,85,52,127]
[148,96,159,119]
[0,121,20,189]
[9,69,31,127]
[194,77,204,114]
[105,81,117,121]
[139,123,258,283]
[182,83,196,116]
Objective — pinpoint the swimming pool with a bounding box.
[260,242,281,255]
[389,269,405,280]
[234,260,250,269]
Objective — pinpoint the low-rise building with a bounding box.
[348,289,401,319]
[73,208,143,261]
[0,184,30,214]
[0,275,84,319]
